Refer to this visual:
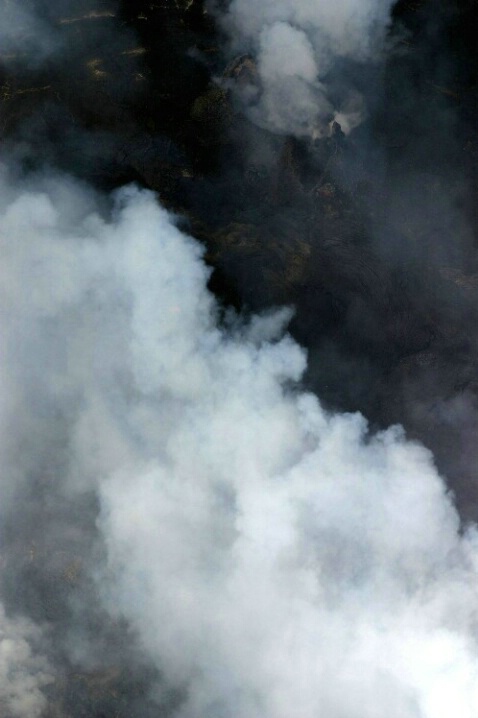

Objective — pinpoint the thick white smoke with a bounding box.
[218,0,395,135]
[1,167,478,716]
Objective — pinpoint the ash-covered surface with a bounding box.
[1,1,478,716]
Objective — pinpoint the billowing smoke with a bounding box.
[2,0,478,715]
[217,0,395,135]
[1,169,478,716]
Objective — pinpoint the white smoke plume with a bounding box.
[2,166,478,716]
[218,0,395,135]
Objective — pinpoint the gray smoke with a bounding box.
[2,167,478,716]
[0,1,59,62]
[217,0,395,135]
[0,0,119,66]
[0,605,52,718]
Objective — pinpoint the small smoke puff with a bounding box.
[259,23,317,82]
[249,23,330,134]
[333,90,367,135]
[251,22,332,134]
[221,0,396,135]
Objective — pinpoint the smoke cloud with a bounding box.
[1,168,478,716]
[218,0,395,135]
[2,0,478,715]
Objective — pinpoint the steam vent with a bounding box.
[1,1,478,716]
